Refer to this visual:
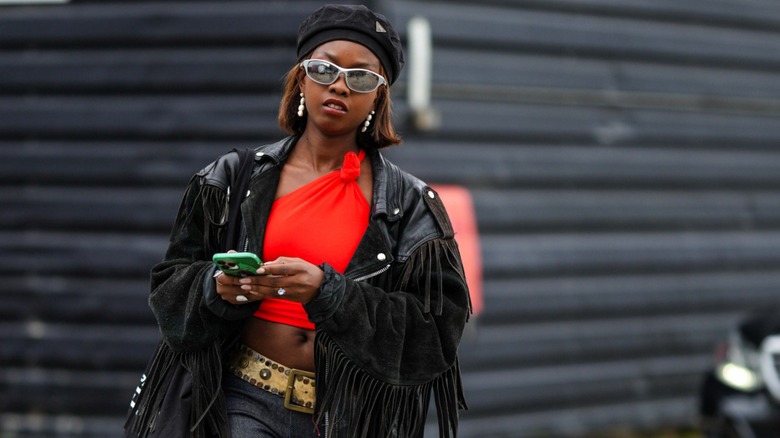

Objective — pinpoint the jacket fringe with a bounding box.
[433,358,468,438]
[313,332,466,438]
[202,185,228,256]
[184,342,229,437]
[398,238,472,319]
[124,341,230,438]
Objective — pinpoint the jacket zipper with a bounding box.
[350,264,391,282]
[323,348,331,438]
[324,400,329,437]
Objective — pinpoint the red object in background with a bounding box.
[430,184,484,317]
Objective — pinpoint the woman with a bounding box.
[127,4,470,438]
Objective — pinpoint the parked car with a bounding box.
[699,310,780,437]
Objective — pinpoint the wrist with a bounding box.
[303,263,344,322]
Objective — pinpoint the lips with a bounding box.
[322,99,348,114]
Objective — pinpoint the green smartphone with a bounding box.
[212,252,263,277]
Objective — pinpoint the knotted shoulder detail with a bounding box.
[340,149,365,182]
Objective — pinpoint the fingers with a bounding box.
[215,271,259,304]
[236,259,291,299]
[237,258,324,303]
[238,277,285,298]
[214,270,238,286]
[256,257,296,276]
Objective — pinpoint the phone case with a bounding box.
[212,252,263,277]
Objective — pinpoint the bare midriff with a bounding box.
[241,317,316,372]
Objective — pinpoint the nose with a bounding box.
[329,72,350,94]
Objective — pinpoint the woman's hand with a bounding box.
[214,270,259,305]
[236,257,325,304]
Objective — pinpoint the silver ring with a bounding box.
[277,288,286,296]
[236,295,248,302]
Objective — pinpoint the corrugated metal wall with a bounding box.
[3,1,780,437]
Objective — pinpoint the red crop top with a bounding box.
[253,149,369,329]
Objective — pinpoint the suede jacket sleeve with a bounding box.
[148,154,258,352]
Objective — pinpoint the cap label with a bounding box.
[375,21,387,33]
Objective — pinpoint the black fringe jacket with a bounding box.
[127,137,471,438]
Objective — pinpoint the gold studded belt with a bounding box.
[228,344,316,414]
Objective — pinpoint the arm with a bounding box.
[305,189,471,382]
[148,172,256,352]
[308,236,469,381]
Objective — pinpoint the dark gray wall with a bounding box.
[3,1,780,437]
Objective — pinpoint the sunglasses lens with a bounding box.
[345,71,380,92]
[305,61,338,85]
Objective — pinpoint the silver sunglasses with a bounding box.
[301,59,386,93]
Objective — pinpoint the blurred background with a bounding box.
[3,0,780,437]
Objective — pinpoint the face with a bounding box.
[300,40,385,138]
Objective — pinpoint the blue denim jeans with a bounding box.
[223,372,341,438]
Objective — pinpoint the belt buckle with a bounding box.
[284,369,315,414]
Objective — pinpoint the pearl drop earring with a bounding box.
[361,110,375,133]
[297,93,305,117]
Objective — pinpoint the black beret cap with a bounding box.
[297,4,405,85]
